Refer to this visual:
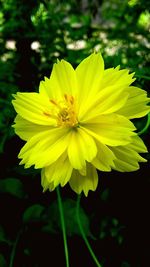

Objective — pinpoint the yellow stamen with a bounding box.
[43,112,51,117]
[44,94,78,127]
[50,99,57,105]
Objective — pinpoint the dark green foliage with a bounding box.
[45,198,93,237]
[0,178,26,198]
[99,216,125,244]
[22,204,46,224]
[0,254,7,267]
[0,0,150,266]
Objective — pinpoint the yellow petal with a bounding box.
[67,128,97,169]
[80,67,135,121]
[92,141,116,171]
[101,67,135,88]
[75,52,104,116]
[117,86,150,119]
[12,92,54,125]
[42,153,73,190]
[79,166,87,176]
[79,84,129,121]
[41,168,55,192]
[82,114,136,146]
[39,78,53,98]
[67,130,85,169]
[77,128,97,162]
[111,139,147,172]
[129,135,148,153]
[113,158,139,172]
[18,127,71,168]
[13,115,53,141]
[69,163,98,196]
[41,59,78,100]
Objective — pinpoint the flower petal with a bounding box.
[13,115,53,141]
[117,86,150,119]
[39,78,53,99]
[41,168,54,192]
[41,153,73,191]
[101,66,135,88]
[40,59,78,100]
[69,164,98,196]
[82,114,136,146]
[12,92,54,125]
[77,128,97,162]
[67,128,97,169]
[129,135,148,153]
[92,142,116,171]
[18,127,71,168]
[79,84,129,121]
[75,52,104,116]
[67,131,85,170]
[111,146,147,172]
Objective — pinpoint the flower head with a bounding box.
[12,53,150,196]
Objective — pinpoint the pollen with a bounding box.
[44,94,78,127]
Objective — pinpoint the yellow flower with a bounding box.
[12,53,150,196]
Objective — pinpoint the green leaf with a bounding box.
[23,204,46,224]
[100,188,109,201]
[0,225,12,245]
[42,221,58,235]
[0,254,7,267]
[0,178,26,198]
[47,199,93,238]
[112,218,119,226]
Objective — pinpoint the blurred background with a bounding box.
[0,0,150,266]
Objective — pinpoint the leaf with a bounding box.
[47,199,93,238]
[23,204,46,224]
[0,178,26,199]
[0,254,7,267]
[100,188,110,201]
[42,221,58,235]
[0,225,12,245]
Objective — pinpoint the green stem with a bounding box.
[56,186,69,267]
[9,229,22,267]
[135,74,150,80]
[138,113,150,135]
[76,194,102,267]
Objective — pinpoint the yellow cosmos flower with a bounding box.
[12,53,150,196]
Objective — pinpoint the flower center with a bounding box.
[44,94,78,127]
